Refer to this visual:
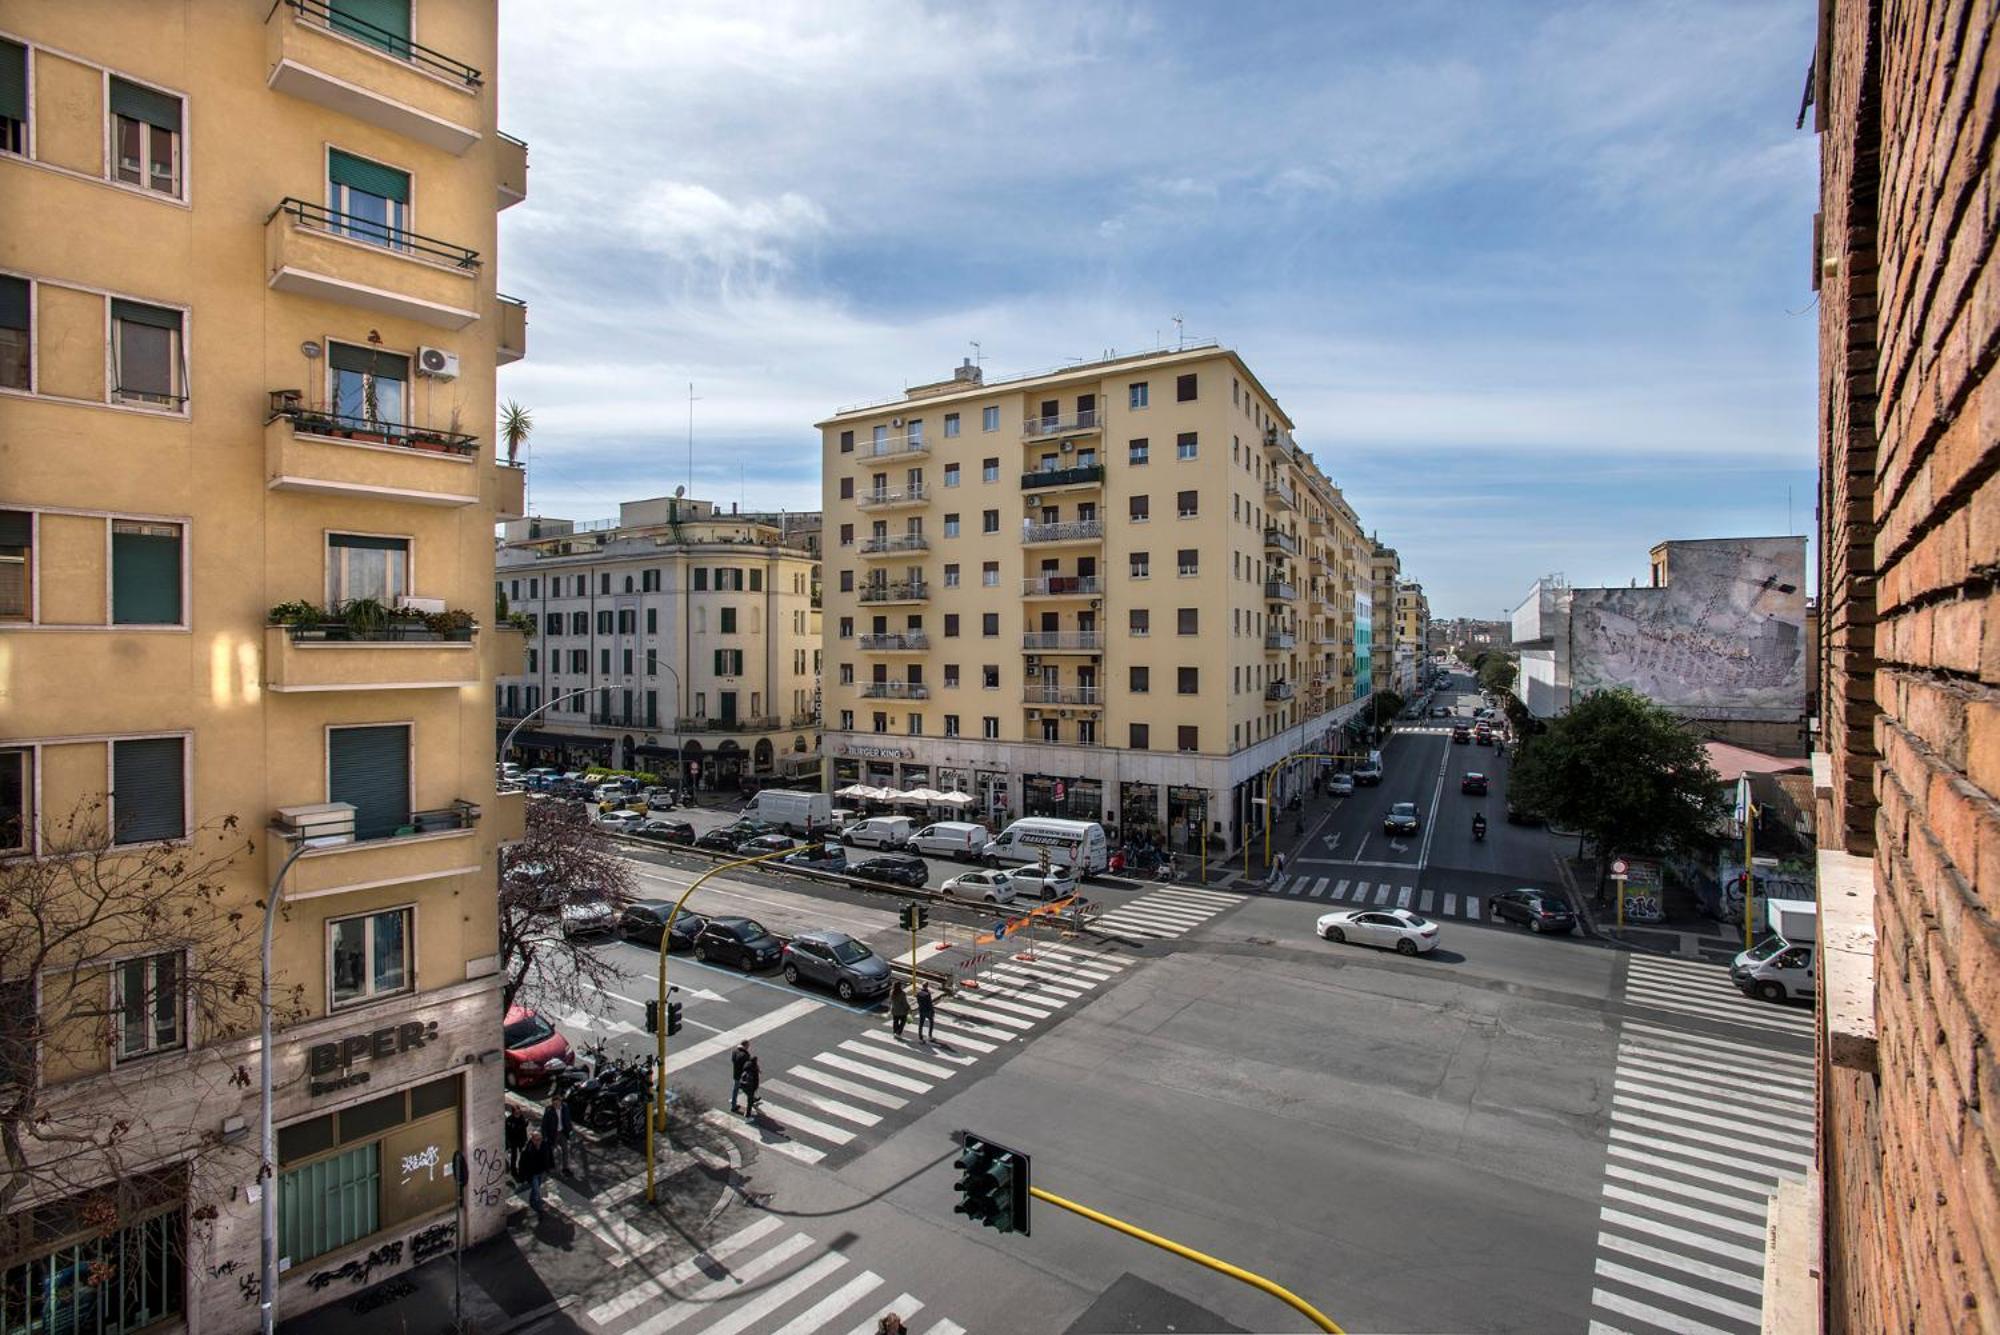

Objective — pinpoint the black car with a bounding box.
[618,901,707,950]
[850,853,929,889]
[635,818,696,845]
[784,843,848,872]
[782,930,893,1001]
[1489,889,1577,934]
[1383,802,1421,836]
[1451,726,1472,744]
[694,819,773,852]
[691,916,783,969]
[1460,772,1488,795]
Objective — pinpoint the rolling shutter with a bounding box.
[109,77,181,131]
[328,149,409,204]
[328,725,411,840]
[0,276,26,332]
[327,0,411,57]
[0,41,25,124]
[110,299,181,331]
[111,522,183,625]
[111,737,186,845]
[328,343,408,380]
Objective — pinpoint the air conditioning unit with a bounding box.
[397,595,446,614]
[1026,710,1041,721]
[1060,441,1075,453]
[1024,656,1039,669]
[890,417,905,428]
[1024,495,1041,507]
[417,346,459,379]
[1058,710,1073,719]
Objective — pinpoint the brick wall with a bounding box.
[1818,0,2000,1330]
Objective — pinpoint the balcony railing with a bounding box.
[1023,685,1103,706]
[1265,477,1298,510]
[1021,575,1102,597]
[280,0,481,86]
[673,715,781,732]
[590,711,661,728]
[1023,631,1104,651]
[859,632,929,651]
[856,485,928,509]
[1022,409,1103,439]
[1266,681,1296,702]
[860,534,930,555]
[268,197,481,271]
[788,711,818,728]
[859,581,929,603]
[1261,425,1297,459]
[497,292,527,363]
[1264,527,1299,556]
[860,681,931,700]
[1265,632,1297,651]
[1020,464,1105,490]
[271,799,479,844]
[268,396,480,456]
[859,433,930,460]
[1022,520,1104,544]
[266,0,483,155]
[1265,580,1299,601]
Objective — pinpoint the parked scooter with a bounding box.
[578,1052,652,1132]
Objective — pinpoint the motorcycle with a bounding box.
[1472,816,1488,843]
[579,1053,652,1132]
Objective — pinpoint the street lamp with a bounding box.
[258,834,310,1335]
[653,663,687,804]
[499,687,595,765]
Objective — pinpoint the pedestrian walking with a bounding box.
[520,1129,551,1215]
[504,1104,529,1180]
[916,983,936,1042]
[738,1053,761,1118]
[1271,850,1287,885]
[876,1314,908,1335]
[889,980,911,1039]
[729,1040,752,1114]
[540,1091,571,1174]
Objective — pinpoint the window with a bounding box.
[983,406,1000,432]
[1129,382,1149,408]
[1129,608,1150,636]
[323,0,414,55]
[1177,548,1199,577]
[838,523,854,547]
[872,712,888,734]
[0,747,28,854]
[1178,667,1199,695]
[0,276,27,390]
[982,457,1000,482]
[982,562,999,587]
[714,649,744,675]
[944,514,961,538]
[1177,491,1198,518]
[647,607,658,633]
[1129,495,1150,522]
[982,665,999,689]
[622,648,633,674]
[981,612,999,636]
[839,710,854,730]
[111,736,185,845]
[838,664,854,685]
[1129,723,1150,750]
[944,614,960,637]
[983,716,1000,739]
[112,520,184,624]
[3,1206,186,1332]
[325,532,409,607]
[1129,438,1149,466]
[112,300,185,408]
[750,568,763,592]
[111,78,182,196]
[944,664,960,688]
[1178,608,1199,635]
[1130,665,1149,693]
[569,610,586,634]
[839,477,855,500]
[1177,432,1199,461]
[327,148,410,250]
[840,429,854,454]
[940,463,962,491]
[944,412,961,437]
[596,610,612,635]
[907,714,923,736]
[944,715,960,737]
[943,563,961,588]
[1178,725,1199,752]
[114,951,184,1060]
[330,907,411,1007]
[1130,552,1150,579]
[838,616,853,638]
[0,40,23,156]
[839,570,853,593]
[0,511,28,621]
[1177,373,1197,402]
[720,607,738,634]
[982,509,1000,533]
[328,724,411,840]
[569,649,585,672]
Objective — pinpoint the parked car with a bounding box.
[939,868,1020,903]
[1451,726,1472,744]
[635,817,696,845]
[618,901,707,950]
[596,809,646,834]
[1383,802,1421,835]
[783,842,849,872]
[1460,772,1488,795]
[849,853,929,889]
[1007,865,1077,900]
[846,815,917,850]
[1431,706,1452,718]
[908,821,993,860]
[503,1006,572,1089]
[736,833,799,857]
[695,819,773,852]
[1326,773,1356,797]
[1488,889,1576,934]
[781,930,892,1001]
[561,899,620,938]
[1315,908,1439,956]
[691,916,783,970]
[827,807,862,832]
[643,785,679,810]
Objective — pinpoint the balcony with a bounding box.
[1266,681,1296,702]
[1309,513,1330,536]
[1022,631,1104,653]
[857,433,929,461]
[1022,410,1104,441]
[1020,464,1105,493]
[497,461,526,519]
[859,632,929,652]
[858,581,929,604]
[268,800,482,898]
[265,0,482,155]
[855,485,928,511]
[1021,520,1104,546]
[1265,580,1299,602]
[1261,425,1296,461]
[1265,477,1298,512]
[1264,527,1299,556]
[263,622,480,692]
[265,198,481,330]
[1023,685,1103,707]
[859,534,930,558]
[1021,575,1102,598]
[498,132,528,209]
[1265,631,1297,652]
[1310,548,1332,571]
[498,293,527,364]
[265,400,484,507]
[860,681,930,700]
[590,711,661,729]
[674,715,782,733]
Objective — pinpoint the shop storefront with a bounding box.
[864,761,896,787]
[1,1171,186,1334]
[937,767,968,797]
[899,764,930,788]
[832,758,862,784]
[1022,775,1101,820]
[1118,782,1160,842]
[1168,786,1212,853]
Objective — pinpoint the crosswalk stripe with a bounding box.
[1620,1044,1815,1094]
[1600,1185,1765,1240]
[860,1029,978,1066]
[815,1051,934,1094]
[700,1111,826,1166]
[839,1038,958,1078]
[1353,881,1370,901]
[1613,1077,1815,1132]
[1373,883,1393,905]
[1038,943,1127,967]
[1092,918,1177,938]
[1610,1094,1810,1150]
[1608,1110,1811,1172]
[1419,889,1435,913]
[762,1079,883,1127]
[1265,875,1290,893]
[1622,975,1808,1014]
[974,969,1086,1003]
[894,1023,998,1054]
[1463,895,1481,920]
[1590,1286,1737,1335]
[751,1099,857,1146]
[586,1215,786,1323]
[767,1270,885,1335]
[1619,1021,1814,1066]
[842,1295,924,1335]
[1619,1054,1814,1109]
[1310,877,1330,897]
[1117,902,1216,924]
[1443,893,1457,916]
[1334,878,1351,900]
[947,991,1057,1021]
[1625,992,1814,1032]
[1594,1257,1761,1326]
[937,1000,1034,1030]
[787,1063,909,1109]
[1397,885,1412,908]
[919,1321,968,1335]
[1148,888,1238,908]
[1606,1138,1801,1191]
[981,964,1089,996]
[1131,892,1227,912]
[1597,1232,1762,1294]
[1599,1208,1766,1268]
[1604,1164,1773,1220]
[925,1010,1019,1041]
[623,1234,828,1335]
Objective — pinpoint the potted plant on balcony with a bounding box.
[338,597,391,641]
[389,604,436,641]
[425,607,477,641]
[270,599,328,640]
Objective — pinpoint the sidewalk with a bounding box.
[276,1228,583,1335]
[1556,854,1745,961]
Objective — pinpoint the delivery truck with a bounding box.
[1729,898,1818,1003]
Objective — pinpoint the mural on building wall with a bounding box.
[1570,538,1806,714]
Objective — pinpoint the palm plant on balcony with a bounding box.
[339,596,392,640]
[501,399,532,466]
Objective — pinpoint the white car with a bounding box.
[1316,908,1439,956]
[560,900,619,938]
[1007,865,1077,901]
[939,868,1020,904]
[595,809,646,833]
[1326,773,1355,797]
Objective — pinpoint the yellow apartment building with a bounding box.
[1369,541,1401,701]
[818,346,1383,852]
[1395,578,1430,692]
[497,498,823,787]
[1,2,524,1327]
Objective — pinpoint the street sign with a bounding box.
[1611,858,1628,876]
[1053,780,1066,800]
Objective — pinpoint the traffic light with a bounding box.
[644,999,658,1034]
[952,1131,1030,1236]
[898,903,930,931]
[666,1000,683,1036]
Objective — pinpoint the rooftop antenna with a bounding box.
[970,340,982,371]
[1172,313,1184,349]
[686,382,702,497]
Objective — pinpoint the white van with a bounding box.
[845,815,916,850]
[743,788,833,835]
[982,817,1109,876]
[908,821,992,861]
[1353,751,1384,785]
[1730,899,1817,1002]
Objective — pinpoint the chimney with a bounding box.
[953,357,983,385]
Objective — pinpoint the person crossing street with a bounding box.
[890,980,911,1039]
[729,1040,753,1114]
[916,982,936,1042]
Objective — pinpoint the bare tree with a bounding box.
[0,799,302,1242]
[497,798,636,1015]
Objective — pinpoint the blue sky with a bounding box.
[497,0,1819,619]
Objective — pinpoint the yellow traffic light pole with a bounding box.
[1241,750,1374,877]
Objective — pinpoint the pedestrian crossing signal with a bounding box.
[952,1130,1030,1237]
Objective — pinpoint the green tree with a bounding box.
[1508,688,1727,894]
[1370,690,1405,726]
[500,399,533,466]
[1478,653,1517,697]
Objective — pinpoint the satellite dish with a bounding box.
[300,341,322,359]
[674,485,686,498]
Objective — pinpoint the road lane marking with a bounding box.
[787,1064,909,1109]
[1419,889,1435,913]
[1334,878,1351,900]
[622,1230,822,1334]
[815,1051,933,1094]
[749,1099,858,1146]
[665,998,822,1071]
[700,1111,826,1166]
[768,1270,886,1335]
[842,1295,924,1335]
[1396,886,1412,908]
[1444,893,1458,916]
[1310,877,1330,897]
[762,1079,884,1126]
[586,1215,785,1323]
[1594,1258,1761,1326]
[1374,883,1392,905]
[837,1039,958,1078]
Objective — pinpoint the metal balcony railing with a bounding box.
[860,533,929,555]
[860,680,930,700]
[1023,685,1103,706]
[1263,528,1299,555]
[1264,581,1299,601]
[267,197,481,270]
[1266,681,1296,702]
[856,485,928,509]
[1022,520,1104,544]
[590,711,660,728]
[280,0,484,86]
[1021,575,1102,597]
[858,581,929,603]
[1022,409,1103,439]
[1022,631,1104,651]
[1265,477,1298,508]
[673,715,780,732]
[858,632,929,651]
[1265,632,1297,651]
[271,798,479,842]
[1020,464,1105,490]
[860,433,929,460]
[268,396,481,456]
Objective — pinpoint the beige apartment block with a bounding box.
[1,2,523,1327]
[496,498,822,786]
[1369,541,1400,702]
[1395,578,1430,694]
[818,346,1383,851]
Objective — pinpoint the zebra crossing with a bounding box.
[584,1210,967,1335]
[1588,1003,1813,1335]
[700,942,1128,1166]
[1262,873,1486,921]
[1619,953,1817,1038]
[1087,885,1242,939]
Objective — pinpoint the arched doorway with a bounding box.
[753,739,775,774]
[716,740,743,789]
[680,740,704,795]
[620,735,636,771]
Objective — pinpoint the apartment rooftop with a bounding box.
[498,496,817,564]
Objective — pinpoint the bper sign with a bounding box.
[307,1019,440,1095]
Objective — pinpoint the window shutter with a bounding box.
[0,276,25,333]
[0,41,24,123]
[111,737,186,844]
[0,510,29,545]
[328,0,412,56]
[328,149,410,204]
[329,725,411,840]
[714,649,724,675]
[328,344,408,380]
[108,77,180,132]
[110,299,181,331]
[111,522,183,625]
[330,533,409,553]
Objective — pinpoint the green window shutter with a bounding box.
[112,522,183,625]
[0,42,24,124]
[110,298,181,332]
[111,737,186,845]
[109,77,181,132]
[713,649,723,675]
[0,276,26,332]
[328,149,409,204]
[328,725,411,840]
[0,510,29,545]
[327,0,411,57]
[327,342,408,380]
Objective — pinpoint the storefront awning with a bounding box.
[509,731,613,749]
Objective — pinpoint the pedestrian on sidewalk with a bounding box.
[504,1104,528,1180]
[729,1040,752,1114]
[738,1053,762,1118]
[916,982,936,1041]
[540,1091,571,1175]
[890,980,911,1039]
[520,1130,551,1216]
